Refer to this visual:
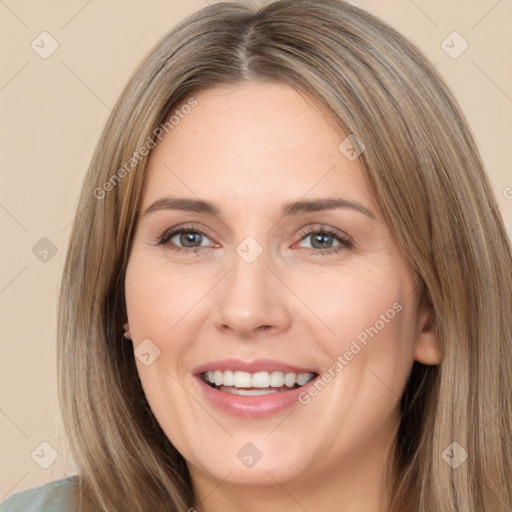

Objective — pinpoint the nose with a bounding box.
[212,248,292,340]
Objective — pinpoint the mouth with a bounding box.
[201,369,318,395]
[193,359,320,417]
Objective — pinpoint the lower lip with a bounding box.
[195,376,317,418]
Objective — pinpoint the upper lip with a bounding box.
[193,358,317,376]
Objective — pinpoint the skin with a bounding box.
[124,81,440,512]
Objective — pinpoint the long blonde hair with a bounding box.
[57,1,512,510]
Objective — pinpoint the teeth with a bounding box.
[234,371,252,388]
[223,370,234,386]
[284,372,296,387]
[251,371,269,387]
[222,387,281,396]
[204,370,315,388]
[269,371,285,387]
[296,373,312,386]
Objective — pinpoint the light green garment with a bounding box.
[0,476,79,511]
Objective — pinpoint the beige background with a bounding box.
[1,0,511,500]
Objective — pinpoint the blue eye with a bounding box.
[297,227,352,254]
[158,225,214,254]
[157,224,352,255]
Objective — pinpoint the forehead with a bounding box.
[142,81,375,215]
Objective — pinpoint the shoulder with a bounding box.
[0,476,79,512]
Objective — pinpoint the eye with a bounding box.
[157,224,215,254]
[156,223,352,256]
[296,225,352,254]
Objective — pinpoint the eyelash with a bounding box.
[156,223,353,256]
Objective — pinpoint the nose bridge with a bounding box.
[212,238,291,337]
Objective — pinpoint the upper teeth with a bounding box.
[204,370,315,388]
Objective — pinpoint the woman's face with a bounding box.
[124,81,438,496]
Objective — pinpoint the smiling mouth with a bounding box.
[202,370,317,396]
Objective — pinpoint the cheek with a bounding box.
[124,258,205,450]
[124,256,206,343]
[301,261,418,395]
[303,261,414,344]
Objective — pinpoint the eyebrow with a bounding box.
[142,196,375,220]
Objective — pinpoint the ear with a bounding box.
[413,304,441,365]
[122,321,132,340]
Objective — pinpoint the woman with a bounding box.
[1,0,510,511]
